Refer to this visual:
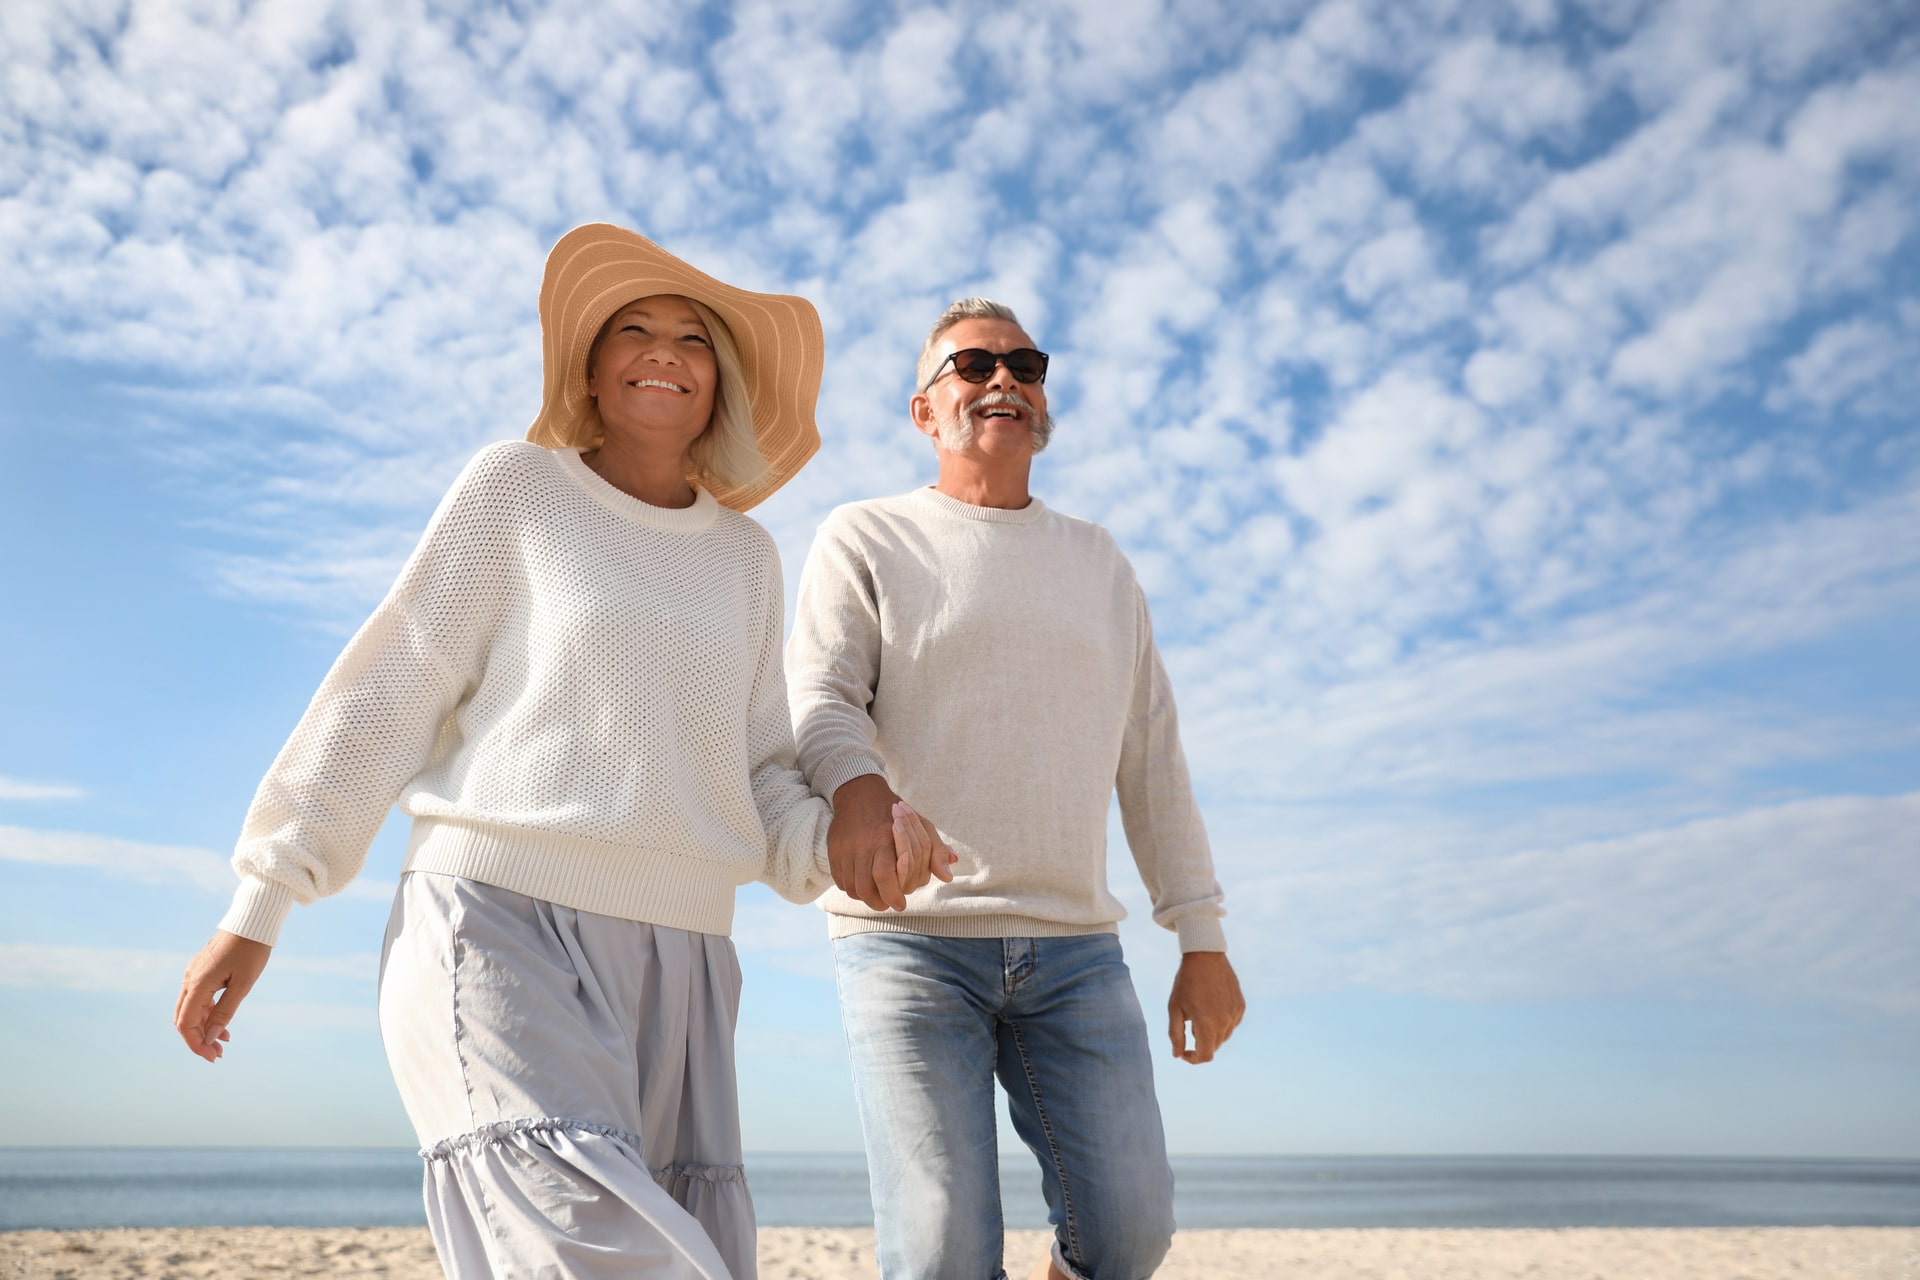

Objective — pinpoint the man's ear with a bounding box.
[909,393,939,440]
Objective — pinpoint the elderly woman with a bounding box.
[173,225,949,1280]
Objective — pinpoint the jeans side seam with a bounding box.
[1005,1015,1081,1270]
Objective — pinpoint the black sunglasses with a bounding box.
[922,347,1050,392]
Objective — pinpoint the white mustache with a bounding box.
[968,391,1029,415]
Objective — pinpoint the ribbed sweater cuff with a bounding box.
[812,751,889,804]
[219,878,298,947]
[1173,914,1228,953]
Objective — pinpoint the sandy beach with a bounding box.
[2,1226,1915,1278]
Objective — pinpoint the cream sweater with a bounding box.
[786,487,1228,952]
[218,442,832,947]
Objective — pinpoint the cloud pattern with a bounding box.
[3,0,1916,1011]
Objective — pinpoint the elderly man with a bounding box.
[788,298,1244,1280]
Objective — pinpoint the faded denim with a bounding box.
[834,932,1175,1280]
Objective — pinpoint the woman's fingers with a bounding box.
[174,932,272,1063]
[929,822,957,885]
[892,802,956,892]
[892,802,931,894]
[176,956,228,1063]
[871,799,957,905]
[902,801,957,881]
[873,808,907,910]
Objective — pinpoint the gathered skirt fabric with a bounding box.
[378,870,754,1279]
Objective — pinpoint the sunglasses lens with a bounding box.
[951,350,1000,381]
[1003,350,1047,383]
[947,349,1049,384]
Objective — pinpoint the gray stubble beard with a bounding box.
[934,390,1053,454]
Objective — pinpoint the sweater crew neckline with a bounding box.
[553,448,721,531]
[909,485,1049,525]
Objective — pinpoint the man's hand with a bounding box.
[174,930,272,1063]
[830,774,955,910]
[1167,950,1244,1064]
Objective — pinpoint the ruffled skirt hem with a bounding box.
[424,1117,750,1279]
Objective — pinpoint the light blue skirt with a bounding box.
[378,870,754,1279]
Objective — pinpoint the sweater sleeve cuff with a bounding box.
[217,877,298,947]
[811,749,889,804]
[812,819,834,886]
[1174,914,1228,954]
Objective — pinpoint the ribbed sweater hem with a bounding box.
[403,817,742,936]
[825,912,1120,941]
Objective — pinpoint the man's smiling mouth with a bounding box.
[972,393,1027,420]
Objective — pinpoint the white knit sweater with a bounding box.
[787,487,1228,953]
[218,441,832,947]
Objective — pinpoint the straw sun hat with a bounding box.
[527,223,825,512]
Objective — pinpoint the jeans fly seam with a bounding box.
[1005,1015,1080,1268]
[1003,938,1037,997]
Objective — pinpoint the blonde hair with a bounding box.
[569,296,769,492]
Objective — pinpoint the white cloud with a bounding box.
[1473,56,1920,406]
[0,944,378,992]
[0,943,186,992]
[866,8,965,128]
[3,0,1917,1024]
[0,777,84,801]
[0,825,396,900]
[1767,309,1917,418]
[1268,160,1402,277]
[0,825,238,895]
[1226,791,1920,1012]
[1603,0,1906,107]
[1148,35,1315,189]
[1177,470,1920,798]
[1359,35,1593,198]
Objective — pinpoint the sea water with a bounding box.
[2,1149,1916,1231]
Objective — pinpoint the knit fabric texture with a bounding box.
[786,486,1228,953]
[218,441,832,946]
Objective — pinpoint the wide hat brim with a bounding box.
[527,223,824,512]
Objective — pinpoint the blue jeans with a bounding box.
[833,932,1175,1280]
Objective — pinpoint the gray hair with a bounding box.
[915,297,1024,391]
[918,297,1053,453]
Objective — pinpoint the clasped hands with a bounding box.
[829,774,957,910]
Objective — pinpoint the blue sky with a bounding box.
[2,0,1917,1160]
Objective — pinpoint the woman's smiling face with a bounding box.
[586,294,719,455]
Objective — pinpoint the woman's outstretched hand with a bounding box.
[174,930,272,1063]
